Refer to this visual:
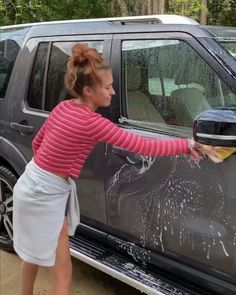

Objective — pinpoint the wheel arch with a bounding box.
[0,137,28,177]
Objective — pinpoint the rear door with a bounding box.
[5,33,113,227]
[105,32,236,293]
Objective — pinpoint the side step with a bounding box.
[69,235,197,295]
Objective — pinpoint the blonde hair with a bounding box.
[65,43,111,96]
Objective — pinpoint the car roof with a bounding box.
[0,14,211,39]
[0,14,199,29]
[1,15,233,42]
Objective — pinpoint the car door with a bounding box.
[105,32,236,290]
[5,34,113,228]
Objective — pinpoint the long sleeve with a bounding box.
[32,100,191,179]
[32,119,48,155]
[88,115,190,157]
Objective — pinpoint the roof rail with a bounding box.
[118,14,199,25]
[0,14,198,30]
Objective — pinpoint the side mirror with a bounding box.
[193,107,236,147]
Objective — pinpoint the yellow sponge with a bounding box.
[215,148,236,160]
[204,147,236,163]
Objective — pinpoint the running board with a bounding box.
[69,235,197,295]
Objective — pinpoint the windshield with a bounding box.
[203,26,236,60]
[219,40,236,60]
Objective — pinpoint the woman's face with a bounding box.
[88,69,115,110]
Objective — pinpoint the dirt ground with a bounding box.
[0,250,143,295]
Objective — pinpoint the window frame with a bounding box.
[111,32,236,137]
[26,41,51,110]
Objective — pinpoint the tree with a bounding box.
[0,0,236,27]
[158,0,166,14]
[208,0,236,26]
[0,0,110,26]
[116,0,128,16]
[200,0,208,24]
[147,0,152,14]
[141,1,147,15]
[152,0,159,14]
[168,0,207,23]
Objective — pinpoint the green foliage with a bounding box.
[208,0,236,26]
[0,0,236,27]
[37,0,110,21]
[168,0,208,21]
[0,0,110,26]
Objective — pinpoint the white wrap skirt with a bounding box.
[13,159,80,266]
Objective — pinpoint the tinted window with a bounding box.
[45,41,103,112]
[27,41,104,112]
[122,40,236,131]
[27,42,48,109]
[0,28,26,97]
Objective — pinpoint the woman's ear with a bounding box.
[83,86,93,97]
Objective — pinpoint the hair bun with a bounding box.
[72,44,88,66]
[73,55,86,66]
[65,43,111,96]
[71,43,103,67]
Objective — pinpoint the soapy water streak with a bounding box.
[106,154,235,263]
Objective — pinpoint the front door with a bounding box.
[105,33,236,285]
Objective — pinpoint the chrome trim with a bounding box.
[70,248,167,295]
[0,14,198,30]
[196,133,236,140]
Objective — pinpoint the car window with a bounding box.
[27,40,103,112]
[0,29,24,98]
[27,42,48,109]
[122,39,236,132]
[45,41,103,111]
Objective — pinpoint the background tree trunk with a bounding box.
[152,0,159,14]
[133,0,140,15]
[141,2,147,15]
[181,2,188,15]
[116,0,129,16]
[147,0,152,14]
[159,0,166,14]
[165,0,169,11]
[200,0,208,24]
[109,0,115,16]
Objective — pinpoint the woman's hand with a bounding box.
[190,139,236,163]
[188,139,236,165]
[187,139,202,167]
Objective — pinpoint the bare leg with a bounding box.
[20,262,39,295]
[49,219,72,295]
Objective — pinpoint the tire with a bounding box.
[0,166,17,252]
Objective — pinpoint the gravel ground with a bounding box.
[0,250,143,295]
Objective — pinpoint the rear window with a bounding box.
[27,40,104,112]
[0,27,28,97]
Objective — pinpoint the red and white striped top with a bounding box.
[33,100,190,178]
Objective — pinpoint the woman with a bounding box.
[13,43,213,295]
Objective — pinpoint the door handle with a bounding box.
[10,121,34,135]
